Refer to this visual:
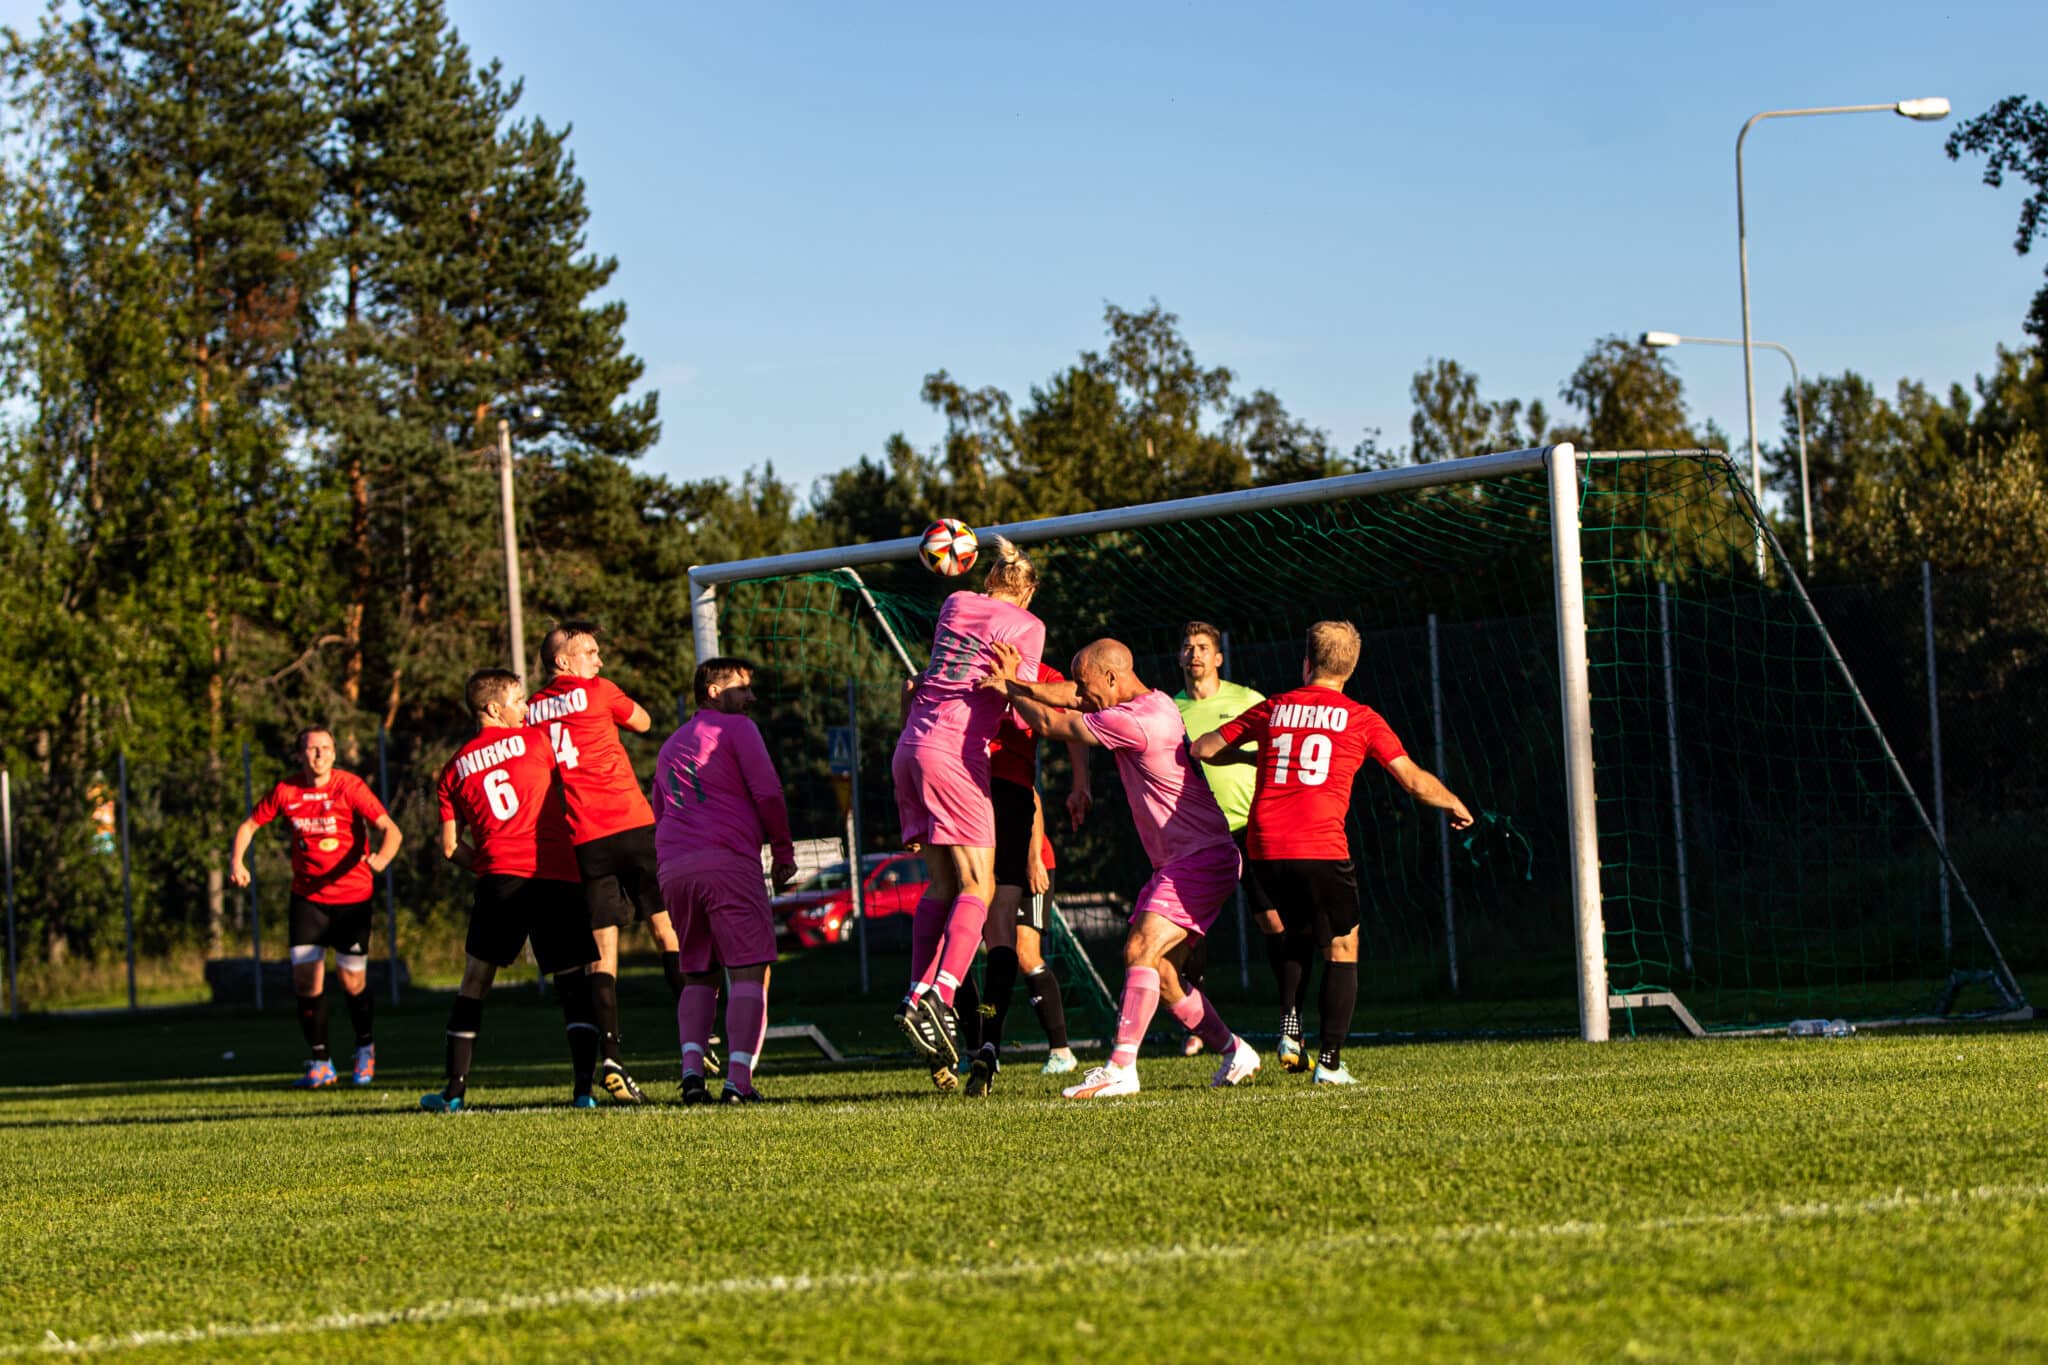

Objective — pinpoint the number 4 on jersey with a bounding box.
[549,722,580,770]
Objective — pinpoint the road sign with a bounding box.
[827,725,854,778]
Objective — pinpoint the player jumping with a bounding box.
[986,638,1260,1099]
[230,727,402,1089]
[423,669,603,1111]
[890,537,1046,1085]
[955,659,1090,1095]
[653,657,798,1105]
[527,620,678,1104]
[1192,620,1472,1084]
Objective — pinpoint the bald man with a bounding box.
[985,639,1259,1099]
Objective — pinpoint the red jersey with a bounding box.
[989,662,1067,790]
[436,726,579,881]
[526,673,655,844]
[1216,685,1407,860]
[250,769,388,904]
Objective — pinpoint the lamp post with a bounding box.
[491,405,543,681]
[1643,331,1812,569]
[1736,97,1948,574]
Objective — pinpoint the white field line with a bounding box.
[10,1181,2048,1358]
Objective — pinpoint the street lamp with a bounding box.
[1735,97,1948,573]
[493,404,544,681]
[1642,331,1812,569]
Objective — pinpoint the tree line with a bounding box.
[0,0,2043,966]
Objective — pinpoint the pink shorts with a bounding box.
[659,854,777,973]
[891,740,995,849]
[1130,841,1243,937]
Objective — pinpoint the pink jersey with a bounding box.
[653,709,795,868]
[899,592,1046,754]
[1082,688,1235,870]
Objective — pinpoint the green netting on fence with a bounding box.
[708,451,2025,1038]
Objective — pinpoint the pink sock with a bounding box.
[1111,966,1161,1069]
[1169,988,1235,1054]
[677,984,717,1076]
[908,896,947,999]
[725,981,768,1095]
[932,895,989,1007]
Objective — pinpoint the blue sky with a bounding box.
[14,1,2048,498]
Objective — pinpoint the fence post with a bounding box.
[377,724,399,1004]
[118,751,136,1011]
[846,678,868,996]
[242,743,263,1010]
[1430,614,1458,992]
[1922,561,1950,955]
[3,768,16,1022]
[1657,583,1694,973]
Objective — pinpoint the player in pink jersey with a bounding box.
[890,537,1047,1085]
[985,638,1261,1099]
[654,657,798,1105]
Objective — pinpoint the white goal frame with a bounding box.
[687,443,1616,1040]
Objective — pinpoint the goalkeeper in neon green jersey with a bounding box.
[1173,621,1297,1066]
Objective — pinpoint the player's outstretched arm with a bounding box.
[982,641,1081,708]
[1010,690,1096,747]
[439,818,475,871]
[1387,756,1475,830]
[228,818,260,888]
[622,699,652,734]
[1189,728,1255,765]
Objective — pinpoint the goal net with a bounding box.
[689,446,2027,1040]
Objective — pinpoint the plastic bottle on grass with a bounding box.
[1787,1018,1854,1038]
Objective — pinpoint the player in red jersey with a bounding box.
[526,620,680,1104]
[230,727,403,1089]
[422,669,603,1112]
[1192,620,1472,1084]
[954,660,1091,1096]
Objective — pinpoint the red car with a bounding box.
[773,851,931,948]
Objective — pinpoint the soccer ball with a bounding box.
[918,518,978,577]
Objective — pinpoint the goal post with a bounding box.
[687,445,2026,1042]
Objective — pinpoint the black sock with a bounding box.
[982,946,1019,1050]
[444,994,484,1099]
[296,993,330,1062]
[554,969,599,1095]
[1318,960,1359,1070]
[1025,966,1068,1050]
[1181,935,1210,996]
[953,973,982,1054]
[343,988,373,1050]
[1278,935,1310,1038]
[589,971,621,1063]
[1263,930,1289,995]
[661,951,684,1000]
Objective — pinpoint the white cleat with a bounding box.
[1041,1049,1079,1076]
[1062,1062,1139,1100]
[1211,1036,1261,1088]
[1312,1062,1356,1086]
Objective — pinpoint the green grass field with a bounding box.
[4,966,2048,1362]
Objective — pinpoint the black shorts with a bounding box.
[1250,859,1360,947]
[574,825,664,930]
[992,781,1037,889]
[289,896,373,955]
[1234,830,1274,915]
[467,874,599,976]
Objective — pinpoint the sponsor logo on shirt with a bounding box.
[454,733,529,779]
[1269,702,1351,731]
[527,688,590,725]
